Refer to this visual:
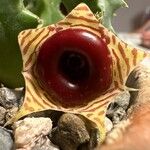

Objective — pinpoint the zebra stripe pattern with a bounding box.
[12,3,150,142]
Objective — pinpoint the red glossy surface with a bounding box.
[37,28,112,106]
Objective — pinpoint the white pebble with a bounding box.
[13,117,59,150]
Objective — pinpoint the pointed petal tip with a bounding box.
[123,1,128,8]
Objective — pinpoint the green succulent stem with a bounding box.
[0,0,40,87]
[24,0,64,26]
[0,0,127,88]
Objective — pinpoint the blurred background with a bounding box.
[112,0,150,50]
[113,0,150,32]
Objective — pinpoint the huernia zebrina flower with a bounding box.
[8,3,150,142]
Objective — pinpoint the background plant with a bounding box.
[0,0,127,88]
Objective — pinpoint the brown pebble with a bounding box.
[51,113,90,150]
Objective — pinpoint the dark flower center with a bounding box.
[59,51,90,82]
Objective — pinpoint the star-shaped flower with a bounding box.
[9,3,150,142]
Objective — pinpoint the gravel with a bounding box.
[0,87,23,109]
[0,106,7,125]
[0,126,14,150]
[0,85,131,150]
[13,117,55,150]
[51,113,90,150]
[106,91,130,124]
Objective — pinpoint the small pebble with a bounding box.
[0,87,23,109]
[106,91,130,124]
[105,117,113,133]
[112,108,126,124]
[51,113,90,150]
[13,117,55,150]
[0,106,7,125]
[0,126,14,150]
[32,140,60,150]
[5,107,18,122]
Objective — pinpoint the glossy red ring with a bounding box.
[36,28,112,106]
